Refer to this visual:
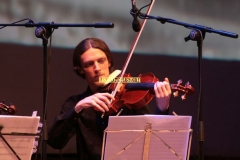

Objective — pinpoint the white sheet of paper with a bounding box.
[102,115,192,160]
[0,115,40,160]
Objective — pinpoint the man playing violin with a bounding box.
[48,38,172,160]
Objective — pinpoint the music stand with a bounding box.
[0,114,40,160]
[101,115,192,160]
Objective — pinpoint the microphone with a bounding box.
[130,0,141,32]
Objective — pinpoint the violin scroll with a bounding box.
[171,80,195,100]
[0,101,17,115]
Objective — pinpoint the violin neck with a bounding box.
[125,83,155,90]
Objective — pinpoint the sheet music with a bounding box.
[103,115,192,160]
[0,115,40,160]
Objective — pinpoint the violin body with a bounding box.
[99,72,194,117]
[110,72,158,114]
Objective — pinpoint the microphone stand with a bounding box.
[135,11,238,160]
[185,30,205,160]
[0,20,114,160]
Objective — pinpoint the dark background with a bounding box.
[0,43,240,159]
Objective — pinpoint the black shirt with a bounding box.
[47,87,167,160]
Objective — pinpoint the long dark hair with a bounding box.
[73,38,114,79]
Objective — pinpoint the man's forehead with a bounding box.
[80,49,107,63]
[81,56,107,63]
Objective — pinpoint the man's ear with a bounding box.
[108,62,111,68]
[77,66,84,74]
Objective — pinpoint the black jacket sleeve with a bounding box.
[47,95,80,149]
[155,107,169,115]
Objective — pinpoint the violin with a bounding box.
[99,72,194,117]
[99,0,194,117]
[0,101,17,115]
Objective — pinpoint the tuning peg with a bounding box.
[181,93,187,100]
[173,91,179,97]
[177,79,182,85]
[185,81,191,89]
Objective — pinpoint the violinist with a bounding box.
[47,37,172,160]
